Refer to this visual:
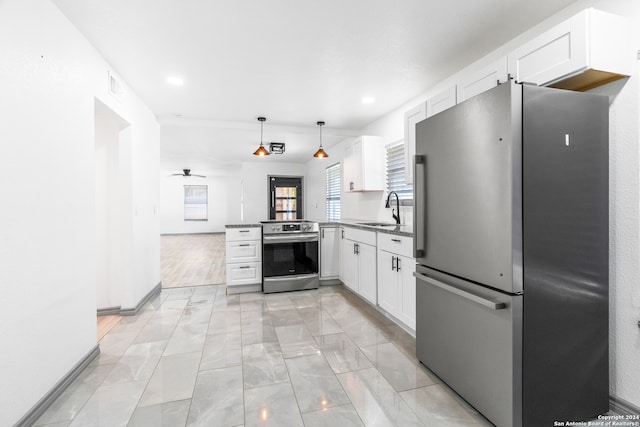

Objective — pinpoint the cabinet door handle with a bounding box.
[239,230,250,233]
[322,229,325,238]
[341,229,344,239]
[238,244,250,247]
[239,266,251,269]
[391,238,401,243]
[391,256,396,271]
[396,257,401,271]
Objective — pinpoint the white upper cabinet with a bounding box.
[343,136,385,192]
[403,102,426,184]
[426,86,457,118]
[456,57,508,103]
[508,8,630,91]
[403,87,457,184]
[403,7,628,186]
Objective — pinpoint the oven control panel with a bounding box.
[262,221,319,234]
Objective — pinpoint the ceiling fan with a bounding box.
[168,169,206,178]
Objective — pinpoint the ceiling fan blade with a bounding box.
[191,174,206,178]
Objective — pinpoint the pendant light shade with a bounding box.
[253,117,270,156]
[313,121,329,158]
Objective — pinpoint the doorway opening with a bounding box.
[94,99,130,337]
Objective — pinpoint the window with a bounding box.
[269,176,303,220]
[184,185,208,221]
[326,163,341,221]
[386,141,413,201]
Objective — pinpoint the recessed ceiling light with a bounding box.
[361,96,375,104]
[167,76,184,86]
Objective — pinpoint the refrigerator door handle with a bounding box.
[413,272,506,310]
[414,155,426,258]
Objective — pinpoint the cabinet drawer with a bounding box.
[226,227,261,242]
[226,241,261,263]
[377,233,414,259]
[343,226,376,246]
[226,262,262,286]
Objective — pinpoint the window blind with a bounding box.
[386,142,413,201]
[325,163,341,221]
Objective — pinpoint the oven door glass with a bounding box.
[263,240,318,277]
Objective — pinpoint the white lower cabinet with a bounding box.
[377,234,416,330]
[338,227,347,283]
[337,226,416,329]
[225,226,262,293]
[378,250,398,312]
[342,239,358,293]
[357,242,377,305]
[320,226,340,280]
[341,227,377,305]
[227,262,261,286]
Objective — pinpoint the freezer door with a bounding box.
[414,81,523,293]
[415,265,522,427]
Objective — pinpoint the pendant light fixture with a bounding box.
[313,121,329,158]
[253,117,270,156]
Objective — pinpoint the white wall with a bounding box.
[241,161,307,224]
[159,161,307,231]
[305,0,640,409]
[160,168,242,234]
[0,0,160,424]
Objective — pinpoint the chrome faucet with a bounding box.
[385,191,401,224]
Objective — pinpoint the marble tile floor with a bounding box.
[34,284,493,427]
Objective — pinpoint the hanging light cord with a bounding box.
[318,121,325,147]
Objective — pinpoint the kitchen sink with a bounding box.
[357,222,400,227]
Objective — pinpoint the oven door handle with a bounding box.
[263,233,319,243]
[264,274,318,283]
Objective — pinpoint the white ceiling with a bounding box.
[52,0,577,170]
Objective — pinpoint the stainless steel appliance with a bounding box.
[413,81,609,427]
[261,220,319,293]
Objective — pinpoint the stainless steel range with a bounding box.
[261,220,319,293]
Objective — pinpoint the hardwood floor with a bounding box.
[97,315,121,340]
[160,233,226,288]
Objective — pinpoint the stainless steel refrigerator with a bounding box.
[413,80,609,427]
